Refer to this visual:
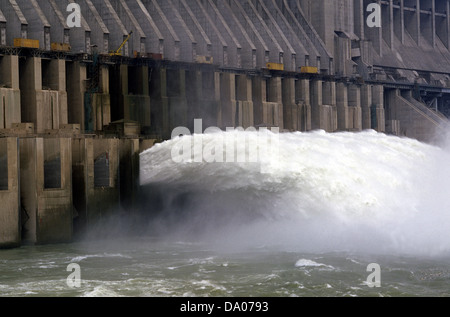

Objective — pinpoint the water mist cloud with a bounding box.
[139,129,450,256]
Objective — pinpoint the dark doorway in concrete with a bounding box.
[94,152,110,188]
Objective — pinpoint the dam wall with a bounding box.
[0,0,449,248]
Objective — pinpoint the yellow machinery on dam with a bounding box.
[0,0,449,248]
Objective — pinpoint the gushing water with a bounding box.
[139,129,450,256]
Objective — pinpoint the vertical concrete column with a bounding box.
[415,0,421,46]
[365,0,383,55]
[310,79,323,130]
[360,84,373,130]
[295,79,311,131]
[21,57,68,133]
[382,0,394,49]
[149,67,169,139]
[20,137,73,245]
[0,138,20,248]
[282,77,296,131]
[48,59,68,129]
[124,65,151,133]
[252,76,266,127]
[186,70,220,130]
[431,0,436,47]
[219,72,236,128]
[236,74,254,128]
[0,55,21,129]
[354,0,365,40]
[447,0,450,49]
[0,55,19,90]
[95,65,111,131]
[372,85,386,132]
[398,0,405,44]
[88,138,120,225]
[336,82,349,131]
[385,89,401,136]
[268,77,283,130]
[167,69,188,131]
[321,81,337,132]
[185,70,201,131]
[322,81,336,107]
[20,57,45,133]
[67,61,87,131]
[296,79,310,106]
[72,137,120,234]
[213,71,221,127]
[348,84,362,131]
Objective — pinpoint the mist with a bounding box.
[132,128,450,256]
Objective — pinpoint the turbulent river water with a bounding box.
[1,129,450,297]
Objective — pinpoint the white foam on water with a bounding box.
[140,129,450,256]
[294,259,332,269]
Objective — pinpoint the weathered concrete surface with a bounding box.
[72,137,119,234]
[0,137,20,248]
[20,137,73,245]
[19,57,68,133]
[386,89,447,143]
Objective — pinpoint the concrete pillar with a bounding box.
[382,0,395,49]
[295,79,311,131]
[236,74,254,128]
[252,76,266,127]
[322,81,336,107]
[185,70,202,132]
[372,85,386,132]
[395,0,405,44]
[72,137,120,236]
[67,61,87,131]
[365,0,383,55]
[404,0,421,45]
[185,70,220,130]
[167,69,188,131]
[268,77,283,129]
[336,82,349,131]
[44,59,68,130]
[360,84,373,130]
[354,0,365,40]
[282,77,296,131]
[321,80,337,132]
[124,65,151,134]
[310,79,323,130]
[0,55,19,90]
[149,67,170,139]
[20,57,68,133]
[251,76,283,128]
[436,0,450,48]
[296,79,311,106]
[20,137,73,245]
[0,137,20,248]
[89,64,111,132]
[348,84,362,131]
[448,0,450,49]
[0,55,21,129]
[20,57,41,132]
[219,72,236,128]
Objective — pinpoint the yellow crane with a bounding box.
[109,31,133,56]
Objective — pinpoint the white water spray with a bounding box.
[140,129,450,256]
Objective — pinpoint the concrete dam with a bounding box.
[0,0,449,248]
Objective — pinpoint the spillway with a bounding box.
[140,129,450,256]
